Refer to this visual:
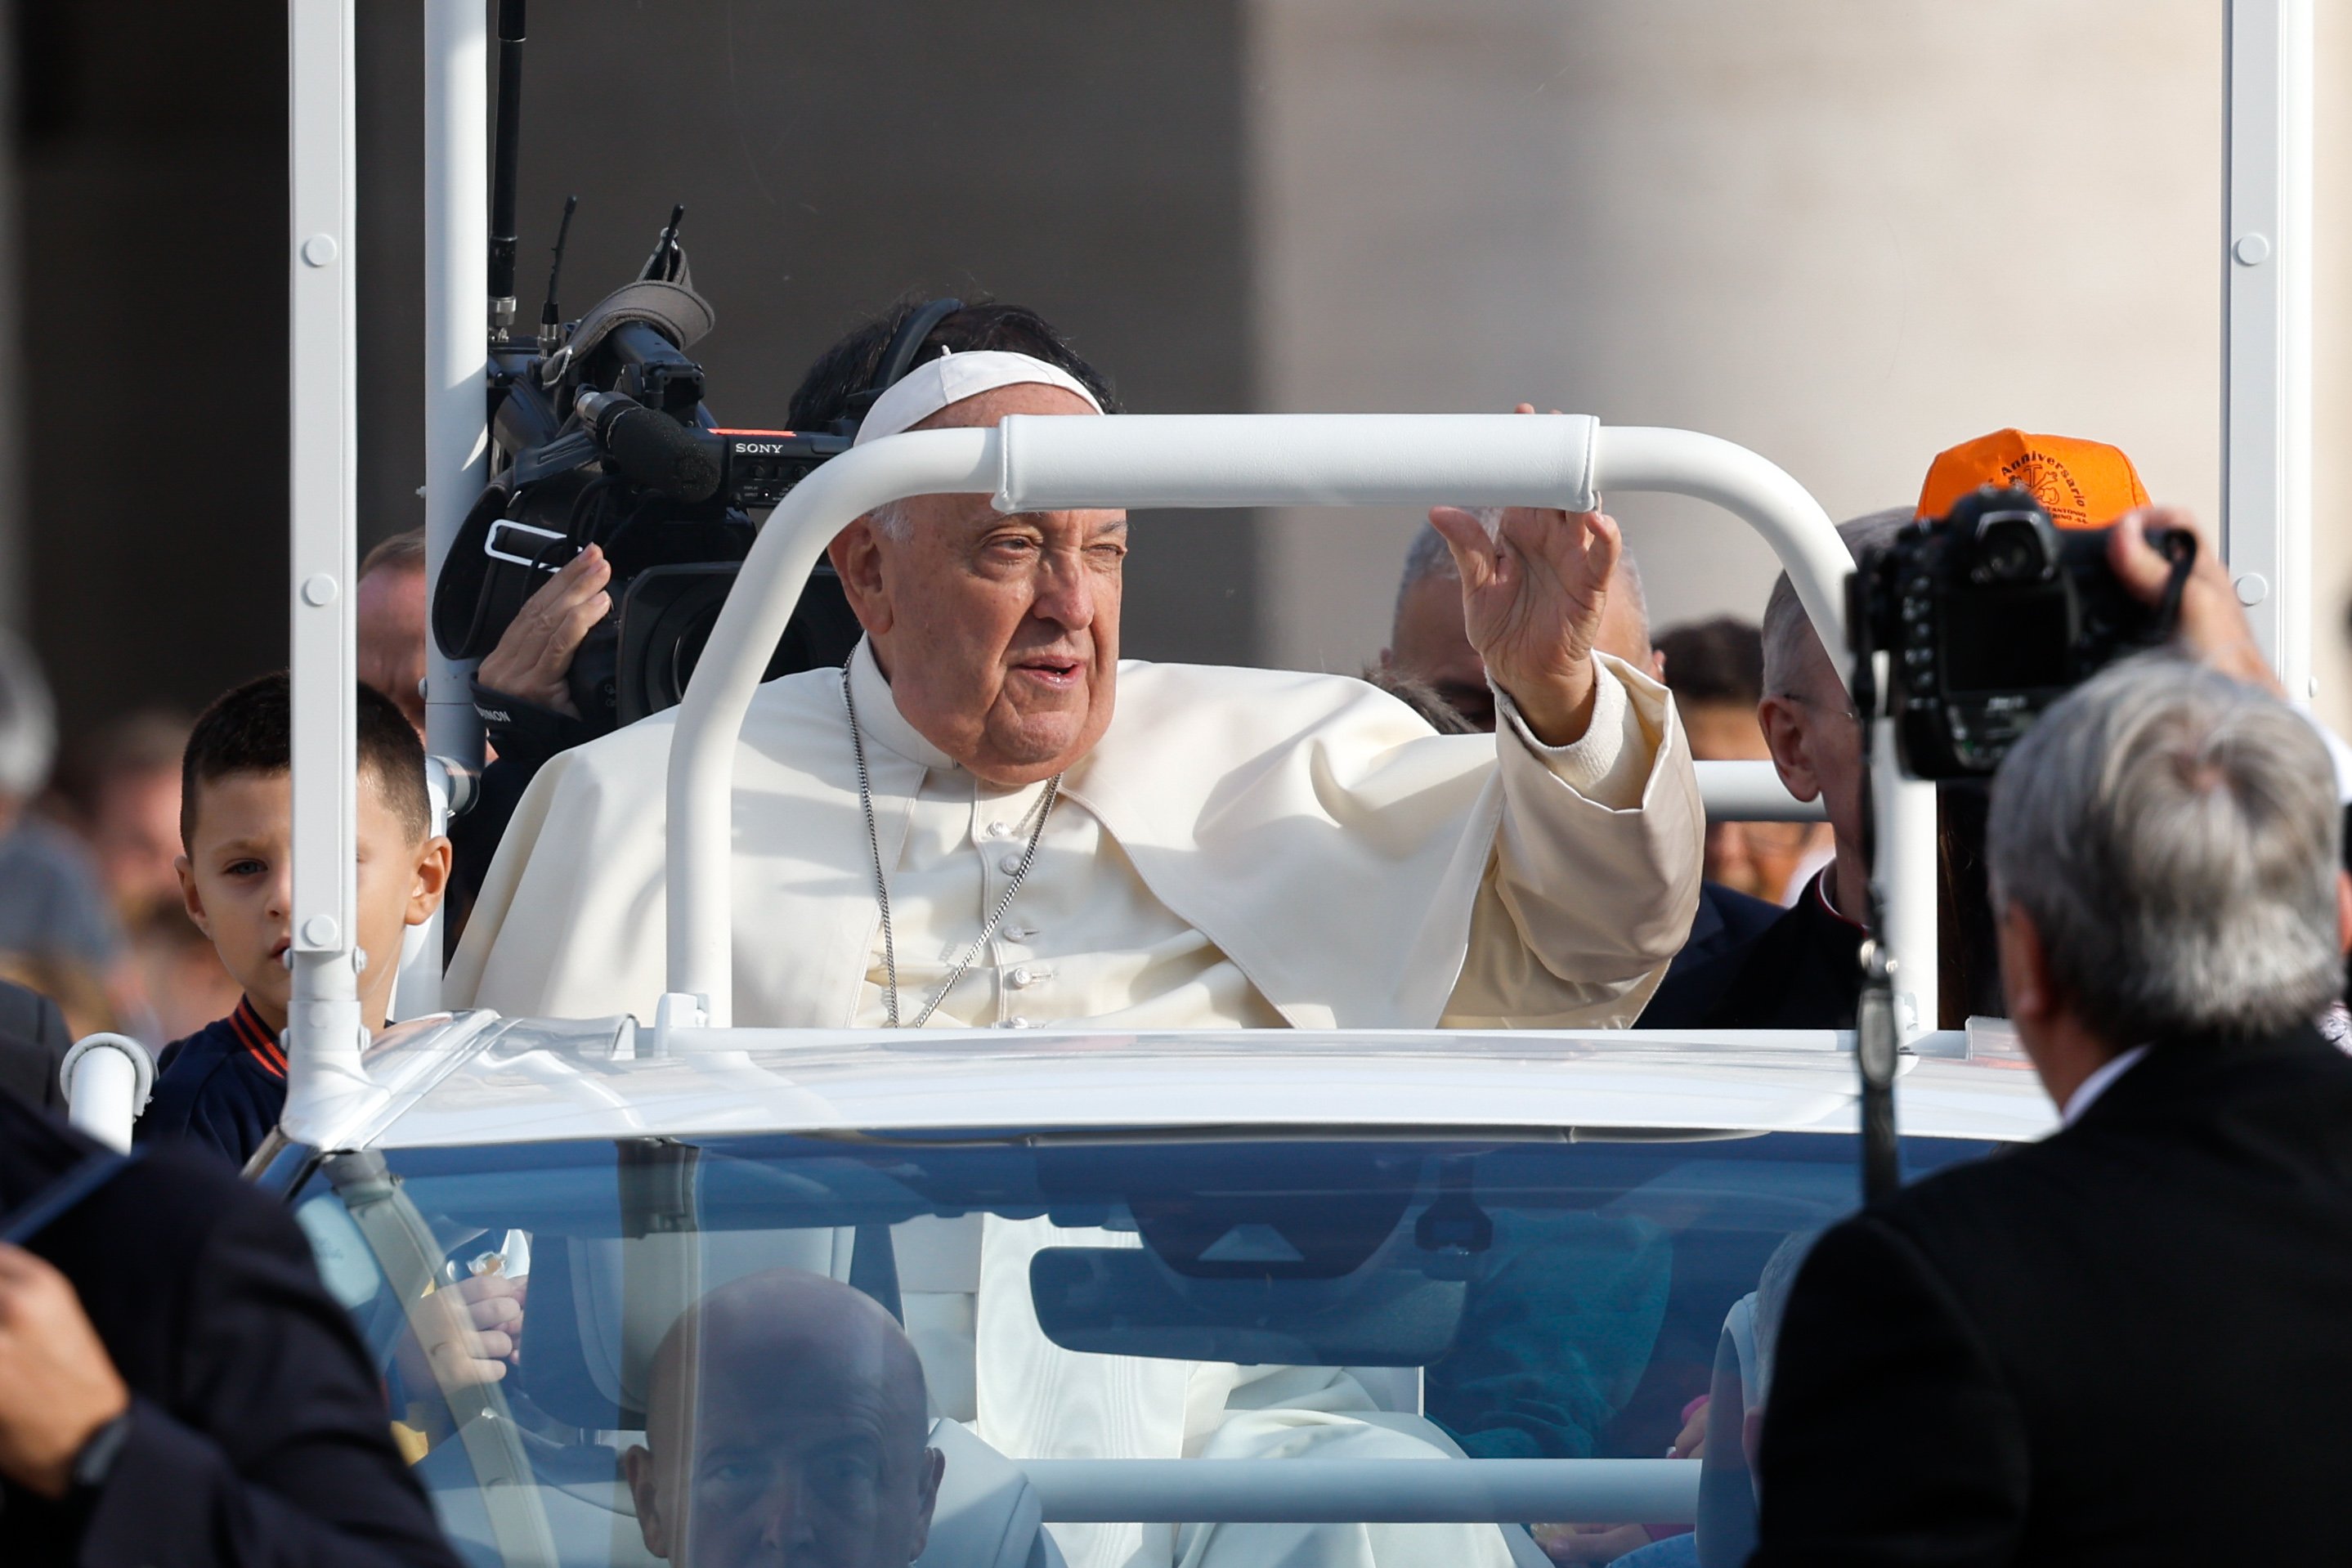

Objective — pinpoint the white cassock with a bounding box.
[447,639,1701,1568]
[450,639,1700,1029]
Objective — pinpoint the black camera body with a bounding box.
[1853,486,2190,778]
[432,235,863,742]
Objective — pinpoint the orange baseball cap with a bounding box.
[1915,429,2151,531]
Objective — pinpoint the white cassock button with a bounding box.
[1002,925,1033,943]
[1009,966,1036,988]
[997,851,1024,876]
[985,820,1011,839]
[1003,1016,1033,1029]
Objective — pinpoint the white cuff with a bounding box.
[1495,659,1633,799]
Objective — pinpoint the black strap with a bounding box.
[1,1148,141,1247]
[471,679,595,775]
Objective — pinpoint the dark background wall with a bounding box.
[20,1,1259,739]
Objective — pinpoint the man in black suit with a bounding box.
[0,1086,459,1566]
[1751,649,2352,1564]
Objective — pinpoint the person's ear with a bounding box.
[2335,868,2352,956]
[1758,695,1821,802]
[904,1445,946,1563]
[1650,648,1668,683]
[1996,902,2056,1030]
[406,836,453,926]
[622,1445,672,1559]
[1378,647,1396,670]
[828,519,894,638]
[177,853,211,939]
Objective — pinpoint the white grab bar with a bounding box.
[1019,1457,1697,1525]
[60,1033,155,1154]
[667,416,1903,1028]
[1696,759,1825,822]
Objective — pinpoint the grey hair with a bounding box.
[1393,517,1647,633]
[1758,508,1911,698]
[0,629,56,799]
[867,500,912,542]
[1988,655,2344,1042]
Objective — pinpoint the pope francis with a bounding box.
[446,337,1702,1568]
[447,351,1703,1034]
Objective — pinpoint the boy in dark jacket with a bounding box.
[141,675,450,1167]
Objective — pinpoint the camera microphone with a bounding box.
[576,388,720,502]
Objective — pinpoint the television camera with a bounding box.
[430,3,871,754]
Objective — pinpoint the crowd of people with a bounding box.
[3,293,2352,1566]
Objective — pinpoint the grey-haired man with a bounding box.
[1753,653,2352,1566]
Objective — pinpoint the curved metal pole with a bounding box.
[666,429,1000,1023]
[666,415,1878,1031]
[1590,425,1854,689]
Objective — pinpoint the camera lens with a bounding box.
[1971,511,2056,585]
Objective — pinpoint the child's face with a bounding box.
[177,768,451,1031]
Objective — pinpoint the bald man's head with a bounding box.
[624,1269,942,1568]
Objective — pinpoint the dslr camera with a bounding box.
[1852,486,2194,778]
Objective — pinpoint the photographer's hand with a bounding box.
[476,545,612,718]
[2108,508,2283,697]
[1429,409,1618,746]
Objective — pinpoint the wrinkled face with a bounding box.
[630,1329,939,1568]
[829,385,1125,787]
[356,565,429,737]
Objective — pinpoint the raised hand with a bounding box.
[1427,500,1618,750]
[1426,405,1621,747]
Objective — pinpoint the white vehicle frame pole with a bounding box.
[662,415,1886,1031]
[398,0,493,1020]
[2222,0,2314,697]
[423,0,489,773]
[286,0,369,1103]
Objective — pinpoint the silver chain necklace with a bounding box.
[843,664,1062,1028]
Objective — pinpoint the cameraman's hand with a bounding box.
[2107,508,2283,697]
[475,544,612,718]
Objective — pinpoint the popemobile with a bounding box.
[47,4,2322,1568]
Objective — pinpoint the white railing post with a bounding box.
[286,0,368,1111]
[59,1035,154,1154]
[2222,0,2314,698]
[401,0,493,1019]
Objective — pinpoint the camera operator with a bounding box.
[1646,430,2352,1031]
[1749,652,2352,1565]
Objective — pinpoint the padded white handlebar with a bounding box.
[669,416,1870,1027]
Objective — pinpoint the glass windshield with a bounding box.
[293,1129,1992,1568]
